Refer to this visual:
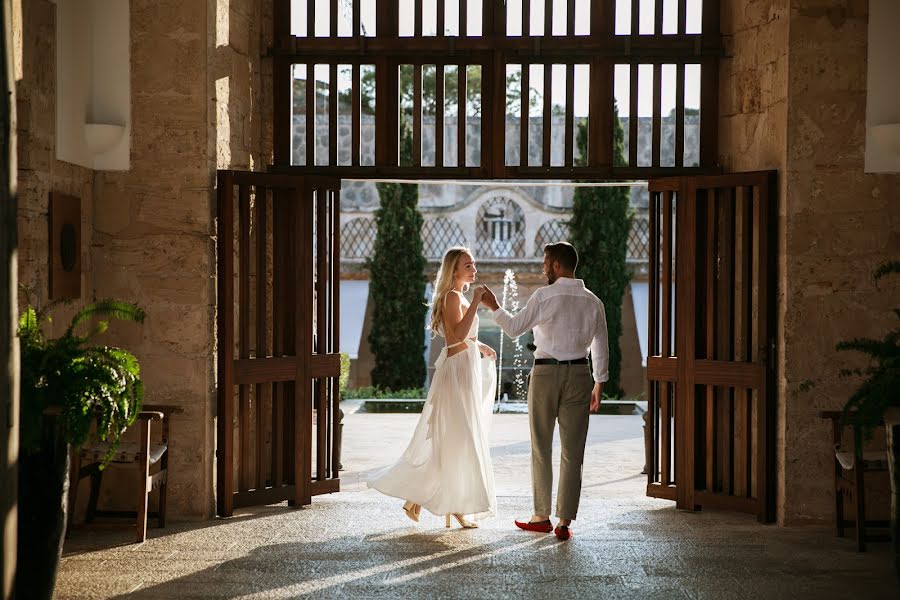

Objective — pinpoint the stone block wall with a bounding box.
[721,0,900,524]
[15,0,271,520]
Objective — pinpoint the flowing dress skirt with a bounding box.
[366,340,497,519]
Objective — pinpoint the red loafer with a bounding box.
[514,519,553,533]
[554,525,572,541]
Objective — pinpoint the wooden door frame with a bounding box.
[216,171,342,517]
[646,171,778,522]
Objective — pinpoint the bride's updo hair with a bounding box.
[429,246,472,336]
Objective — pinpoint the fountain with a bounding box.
[495,269,528,412]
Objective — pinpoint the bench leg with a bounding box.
[86,468,103,524]
[66,451,81,538]
[136,420,151,543]
[855,464,867,552]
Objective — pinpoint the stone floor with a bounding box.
[54,406,899,599]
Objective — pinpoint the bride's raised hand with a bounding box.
[472,285,487,303]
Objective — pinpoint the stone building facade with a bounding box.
[10,0,900,527]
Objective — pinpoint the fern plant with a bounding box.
[18,297,146,466]
[840,260,900,433]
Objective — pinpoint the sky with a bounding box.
[290,0,704,117]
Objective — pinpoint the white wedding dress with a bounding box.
[367,314,497,520]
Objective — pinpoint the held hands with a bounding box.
[476,285,499,310]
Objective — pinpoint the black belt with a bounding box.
[534,358,589,365]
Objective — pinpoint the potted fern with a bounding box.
[839,261,900,578]
[16,298,145,600]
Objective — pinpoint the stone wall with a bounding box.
[721,0,900,524]
[15,0,95,330]
[14,0,270,520]
[779,0,900,524]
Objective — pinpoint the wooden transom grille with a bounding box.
[272,0,723,179]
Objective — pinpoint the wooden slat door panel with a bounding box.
[216,171,342,517]
[646,171,777,522]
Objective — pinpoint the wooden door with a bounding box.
[646,171,777,522]
[216,171,342,517]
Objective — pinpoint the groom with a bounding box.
[480,241,608,541]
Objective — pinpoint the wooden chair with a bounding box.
[819,410,891,551]
[68,404,180,543]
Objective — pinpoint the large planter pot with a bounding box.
[15,412,70,600]
[885,407,900,584]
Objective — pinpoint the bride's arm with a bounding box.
[444,289,483,341]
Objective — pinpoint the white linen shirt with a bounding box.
[492,277,610,383]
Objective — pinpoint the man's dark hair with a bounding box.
[544,241,578,271]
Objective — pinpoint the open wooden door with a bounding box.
[646,171,778,522]
[216,171,342,517]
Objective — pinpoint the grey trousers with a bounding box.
[527,363,594,520]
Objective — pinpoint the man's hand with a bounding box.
[590,382,603,413]
[481,286,499,310]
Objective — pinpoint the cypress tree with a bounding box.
[367,126,427,390]
[568,105,632,398]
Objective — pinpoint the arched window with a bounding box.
[533,219,571,257]
[421,217,467,259]
[476,196,525,258]
[340,217,375,259]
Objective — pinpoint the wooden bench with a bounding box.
[68,404,181,543]
[819,410,891,551]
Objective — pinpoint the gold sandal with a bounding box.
[445,513,478,529]
[403,501,421,523]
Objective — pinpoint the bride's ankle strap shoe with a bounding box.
[446,514,478,529]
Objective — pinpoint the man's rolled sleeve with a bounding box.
[591,302,610,383]
[493,291,543,339]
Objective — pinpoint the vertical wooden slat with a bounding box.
[545,0,552,36]
[675,179,698,511]
[435,64,445,167]
[295,185,314,507]
[567,0,575,34]
[308,0,316,37]
[437,0,445,35]
[736,186,753,497]
[758,173,777,522]
[375,59,399,166]
[675,62,685,168]
[239,185,251,493]
[413,64,422,166]
[352,63,361,167]
[520,63,530,166]
[648,190,659,487]
[588,59,613,167]
[522,0,531,36]
[216,172,235,517]
[629,63,638,167]
[660,381,671,485]
[564,63,574,167]
[678,0,687,34]
[489,44,507,176]
[655,0,663,34]
[458,65,466,167]
[316,191,328,481]
[306,63,316,166]
[353,0,361,36]
[330,0,338,37]
[652,64,662,168]
[255,186,268,490]
[631,0,640,35]
[717,190,736,495]
[414,0,422,37]
[329,63,338,166]
[661,191,673,357]
[331,189,342,480]
[704,190,716,492]
[542,63,551,166]
[699,57,719,169]
[272,190,289,488]
[460,0,467,36]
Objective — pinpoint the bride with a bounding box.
[366,247,498,528]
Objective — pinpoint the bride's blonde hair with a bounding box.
[429,246,472,336]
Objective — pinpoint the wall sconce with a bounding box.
[49,192,81,300]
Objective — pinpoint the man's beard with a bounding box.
[546,270,556,285]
